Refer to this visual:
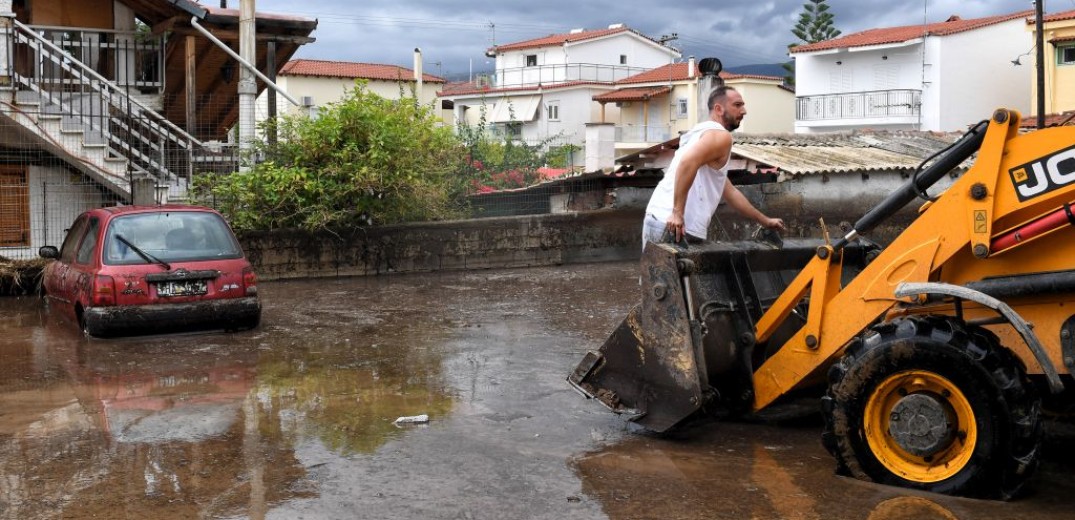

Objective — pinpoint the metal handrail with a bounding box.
[14,19,204,149]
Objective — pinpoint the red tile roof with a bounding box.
[791,10,1033,53]
[614,62,783,84]
[1038,9,1075,24]
[279,59,445,82]
[490,27,632,53]
[593,86,672,102]
[1019,111,1075,128]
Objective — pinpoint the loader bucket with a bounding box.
[569,238,873,432]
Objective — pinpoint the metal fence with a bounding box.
[0,21,244,262]
[796,89,922,121]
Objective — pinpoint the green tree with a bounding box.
[193,82,469,230]
[455,102,567,194]
[785,0,842,86]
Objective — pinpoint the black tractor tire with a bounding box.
[821,316,1041,499]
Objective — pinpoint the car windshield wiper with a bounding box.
[115,234,171,270]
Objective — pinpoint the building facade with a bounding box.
[791,10,1032,133]
[438,25,680,157]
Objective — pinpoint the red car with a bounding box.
[39,205,260,337]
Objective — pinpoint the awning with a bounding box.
[593,86,672,103]
[489,95,542,123]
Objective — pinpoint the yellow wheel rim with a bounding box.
[863,370,977,483]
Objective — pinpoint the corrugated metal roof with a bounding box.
[732,132,973,177]
[616,131,978,177]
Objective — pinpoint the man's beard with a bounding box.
[721,112,740,132]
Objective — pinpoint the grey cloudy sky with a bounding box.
[249,0,1066,78]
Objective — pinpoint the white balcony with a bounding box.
[796,89,922,129]
[615,124,671,144]
[494,63,649,89]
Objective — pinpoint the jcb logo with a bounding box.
[1010,144,1075,201]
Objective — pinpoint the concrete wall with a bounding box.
[1034,17,1075,115]
[238,168,941,281]
[936,21,1031,130]
[255,75,442,131]
[241,210,645,281]
[727,80,795,134]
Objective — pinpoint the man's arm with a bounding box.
[667,131,732,241]
[722,182,786,231]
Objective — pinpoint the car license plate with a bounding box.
[156,279,208,297]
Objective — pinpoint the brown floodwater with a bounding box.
[1,262,1074,519]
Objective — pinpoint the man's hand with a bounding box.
[666,211,686,243]
[761,217,786,232]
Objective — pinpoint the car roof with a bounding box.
[86,205,221,219]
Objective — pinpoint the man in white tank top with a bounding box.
[643,86,784,249]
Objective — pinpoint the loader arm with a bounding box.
[752,109,1075,409]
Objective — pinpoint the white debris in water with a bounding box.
[394,414,429,424]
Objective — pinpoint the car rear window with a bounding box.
[103,211,243,265]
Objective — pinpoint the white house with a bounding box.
[790,10,1033,133]
[591,58,793,156]
[256,55,445,125]
[438,24,680,157]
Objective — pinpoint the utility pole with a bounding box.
[239,0,256,170]
[1035,0,1045,129]
[658,33,679,46]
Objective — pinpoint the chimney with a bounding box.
[688,56,695,78]
[413,48,424,101]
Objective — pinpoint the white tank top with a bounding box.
[645,120,730,239]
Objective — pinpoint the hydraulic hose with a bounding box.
[833,119,990,251]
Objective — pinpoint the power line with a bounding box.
[676,34,788,63]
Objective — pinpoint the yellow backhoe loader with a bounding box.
[569,109,1075,499]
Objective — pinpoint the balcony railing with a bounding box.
[493,63,650,89]
[4,19,237,192]
[796,89,921,122]
[615,124,671,144]
[28,24,164,92]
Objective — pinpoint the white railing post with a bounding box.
[0,0,11,84]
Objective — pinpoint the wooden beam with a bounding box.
[169,26,314,44]
[185,35,197,135]
[151,16,182,36]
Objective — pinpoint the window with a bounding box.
[59,216,88,263]
[0,166,29,247]
[1059,44,1075,65]
[620,54,627,65]
[546,101,560,121]
[675,98,689,119]
[505,122,523,138]
[525,54,537,67]
[75,218,100,265]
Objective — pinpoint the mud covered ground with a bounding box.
[2,262,1075,519]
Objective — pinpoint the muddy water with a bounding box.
[1,263,1074,519]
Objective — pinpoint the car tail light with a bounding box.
[242,267,258,296]
[92,275,115,306]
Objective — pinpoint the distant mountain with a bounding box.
[725,63,789,78]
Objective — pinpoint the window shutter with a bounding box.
[0,167,29,247]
